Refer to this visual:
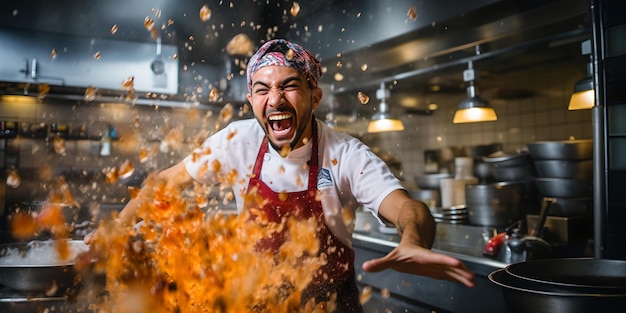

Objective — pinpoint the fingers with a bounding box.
[361,256,390,273]
[361,248,476,288]
[443,265,476,288]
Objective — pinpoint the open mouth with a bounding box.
[267,113,294,137]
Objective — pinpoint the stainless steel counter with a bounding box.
[352,225,508,313]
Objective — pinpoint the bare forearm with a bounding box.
[367,190,475,288]
[378,190,436,249]
[395,199,435,249]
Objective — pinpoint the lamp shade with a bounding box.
[453,106,497,124]
[453,85,497,123]
[368,111,405,132]
[568,77,594,110]
[367,82,405,133]
[568,40,595,111]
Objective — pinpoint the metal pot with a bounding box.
[527,140,593,160]
[535,178,593,198]
[414,173,453,190]
[533,160,593,179]
[548,197,593,217]
[505,258,626,290]
[491,164,537,182]
[489,268,626,313]
[465,182,523,227]
[469,143,503,157]
[491,258,626,313]
[473,161,495,183]
[483,151,533,167]
[483,151,536,182]
[0,240,89,294]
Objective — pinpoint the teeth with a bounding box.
[268,113,292,121]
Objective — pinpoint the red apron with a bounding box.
[246,121,362,312]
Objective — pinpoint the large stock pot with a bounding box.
[0,240,89,294]
[489,258,626,313]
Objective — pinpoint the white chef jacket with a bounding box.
[184,118,405,247]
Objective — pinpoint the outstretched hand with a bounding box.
[361,242,476,288]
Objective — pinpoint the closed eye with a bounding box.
[253,87,270,95]
[283,83,300,91]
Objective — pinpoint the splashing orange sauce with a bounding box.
[86,172,330,313]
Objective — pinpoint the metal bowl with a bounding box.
[414,173,453,190]
[0,240,89,294]
[492,164,537,182]
[505,258,626,290]
[534,178,593,198]
[533,160,593,179]
[489,268,626,313]
[483,151,533,167]
[527,140,593,160]
[465,182,524,227]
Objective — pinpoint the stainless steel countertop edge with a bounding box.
[352,232,507,275]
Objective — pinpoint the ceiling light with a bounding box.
[453,59,497,124]
[367,82,405,133]
[0,95,38,105]
[568,40,595,110]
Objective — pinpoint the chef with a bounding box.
[88,38,475,312]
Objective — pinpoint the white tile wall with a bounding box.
[361,83,593,189]
[1,77,594,192]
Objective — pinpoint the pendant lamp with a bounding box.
[367,82,405,133]
[453,60,497,124]
[568,40,595,110]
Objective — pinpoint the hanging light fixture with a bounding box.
[453,58,497,124]
[367,82,405,133]
[568,40,595,110]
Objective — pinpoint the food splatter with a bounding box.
[407,6,418,20]
[219,103,234,123]
[52,136,66,155]
[357,92,370,105]
[199,5,211,22]
[225,33,254,56]
[122,76,135,90]
[6,169,21,188]
[38,83,50,99]
[290,2,301,17]
[84,86,97,101]
[86,173,330,313]
[209,87,219,102]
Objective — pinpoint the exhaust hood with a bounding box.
[0,28,179,93]
[0,28,247,108]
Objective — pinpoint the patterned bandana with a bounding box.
[246,39,322,91]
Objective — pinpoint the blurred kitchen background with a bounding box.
[1,0,626,311]
[0,0,624,263]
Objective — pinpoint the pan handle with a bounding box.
[532,197,554,237]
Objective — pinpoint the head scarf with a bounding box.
[246,39,322,91]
